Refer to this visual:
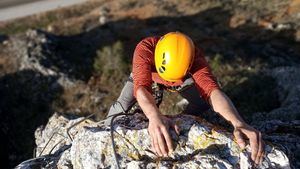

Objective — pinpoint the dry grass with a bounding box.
[0,0,284,119]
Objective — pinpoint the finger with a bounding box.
[259,151,265,164]
[161,126,174,153]
[174,124,180,136]
[157,131,168,156]
[260,136,265,164]
[234,130,246,149]
[153,136,162,156]
[246,131,259,162]
[169,120,180,136]
[150,137,155,153]
[255,132,264,164]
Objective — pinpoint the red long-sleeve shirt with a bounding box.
[132,36,219,102]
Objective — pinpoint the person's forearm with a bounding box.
[136,86,161,120]
[209,90,264,164]
[209,89,245,127]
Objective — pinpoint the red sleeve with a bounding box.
[132,37,158,97]
[190,48,220,102]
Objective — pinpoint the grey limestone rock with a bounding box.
[16,113,291,169]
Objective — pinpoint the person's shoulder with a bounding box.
[137,36,161,47]
[140,36,161,42]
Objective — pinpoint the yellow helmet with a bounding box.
[155,32,195,82]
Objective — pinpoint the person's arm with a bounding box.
[191,48,264,164]
[132,37,177,157]
[136,86,177,157]
[209,89,244,126]
[209,89,264,164]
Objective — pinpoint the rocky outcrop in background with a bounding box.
[251,66,300,168]
[1,0,300,168]
[0,30,107,168]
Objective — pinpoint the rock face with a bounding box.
[0,29,107,168]
[10,30,299,168]
[15,65,300,169]
[2,0,299,167]
[267,67,300,121]
[71,114,292,169]
[16,112,290,169]
[251,66,300,168]
[9,29,91,86]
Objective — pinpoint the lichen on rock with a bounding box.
[16,112,291,169]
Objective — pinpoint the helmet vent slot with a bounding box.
[162,60,166,65]
[163,52,165,59]
[159,66,166,73]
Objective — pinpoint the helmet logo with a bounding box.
[159,66,166,73]
[162,52,166,65]
[159,52,167,73]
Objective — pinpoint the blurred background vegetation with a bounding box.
[0,0,300,168]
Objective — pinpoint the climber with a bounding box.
[106,32,265,164]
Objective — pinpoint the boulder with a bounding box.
[251,66,300,168]
[16,112,290,169]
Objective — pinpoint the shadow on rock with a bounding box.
[0,34,8,43]
[80,7,300,68]
[0,70,63,169]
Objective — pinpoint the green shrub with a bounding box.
[93,41,130,109]
[210,53,223,72]
[93,41,129,81]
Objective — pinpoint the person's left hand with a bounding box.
[233,122,265,164]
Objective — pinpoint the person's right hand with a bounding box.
[233,122,265,164]
[147,114,179,157]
